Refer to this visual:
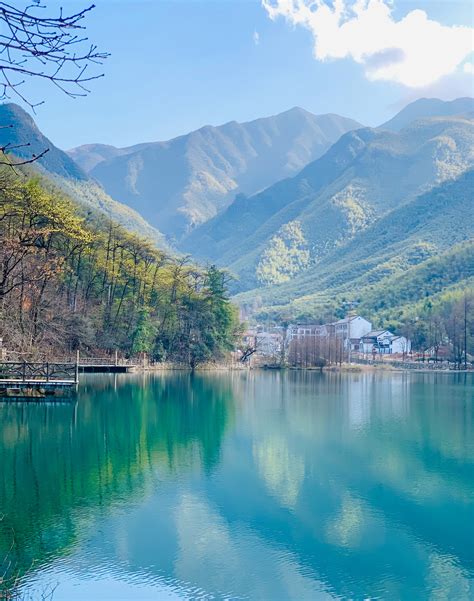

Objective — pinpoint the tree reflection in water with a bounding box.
[0,371,472,601]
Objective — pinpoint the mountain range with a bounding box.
[1,97,473,324]
[68,108,362,239]
[181,113,473,285]
[179,98,473,322]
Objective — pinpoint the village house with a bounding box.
[251,316,411,359]
[287,323,333,341]
[360,330,411,355]
[333,316,372,342]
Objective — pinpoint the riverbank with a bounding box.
[134,361,473,374]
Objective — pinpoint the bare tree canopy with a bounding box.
[0,1,108,108]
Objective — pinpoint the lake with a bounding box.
[1,371,473,600]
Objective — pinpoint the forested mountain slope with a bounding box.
[0,167,238,363]
[235,171,474,322]
[69,108,362,239]
[0,103,167,248]
[181,115,473,291]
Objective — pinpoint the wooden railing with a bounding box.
[0,361,78,383]
[76,357,135,366]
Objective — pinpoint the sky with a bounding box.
[17,0,474,149]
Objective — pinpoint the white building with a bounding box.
[333,316,372,343]
[360,330,411,355]
[286,323,332,341]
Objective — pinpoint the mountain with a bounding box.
[380,97,474,132]
[68,142,149,173]
[181,114,474,294]
[68,108,362,239]
[234,170,474,320]
[0,103,168,247]
[0,103,87,180]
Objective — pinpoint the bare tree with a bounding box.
[0,1,108,166]
[0,1,108,106]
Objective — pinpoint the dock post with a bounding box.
[75,349,80,387]
[22,360,26,382]
[115,349,118,366]
[46,362,50,382]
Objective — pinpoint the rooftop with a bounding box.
[363,330,391,338]
[333,315,362,325]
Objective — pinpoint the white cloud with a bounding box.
[253,29,260,45]
[262,0,474,88]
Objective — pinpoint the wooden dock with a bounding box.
[0,352,137,400]
[76,356,137,373]
[0,361,78,400]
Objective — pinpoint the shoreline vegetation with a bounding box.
[131,360,473,374]
[0,168,241,369]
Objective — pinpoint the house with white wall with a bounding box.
[287,323,333,341]
[284,317,411,357]
[333,316,372,343]
[361,330,411,355]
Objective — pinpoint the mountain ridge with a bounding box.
[379,97,474,132]
[68,107,363,239]
[0,103,168,248]
[181,113,474,293]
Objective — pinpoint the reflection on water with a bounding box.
[0,371,473,600]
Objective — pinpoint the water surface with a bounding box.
[0,371,473,600]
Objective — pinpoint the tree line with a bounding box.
[395,291,474,367]
[0,169,240,366]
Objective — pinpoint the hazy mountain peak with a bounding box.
[71,107,363,239]
[380,96,474,132]
[279,106,313,117]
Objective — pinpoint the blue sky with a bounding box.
[24,0,474,149]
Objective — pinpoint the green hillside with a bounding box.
[235,170,474,323]
[0,167,238,363]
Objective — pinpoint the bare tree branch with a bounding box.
[0,1,108,109]
[0,2,107,168]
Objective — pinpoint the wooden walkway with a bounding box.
[0,352,138,400]
[0,361,78,400]
[76,356,137,373]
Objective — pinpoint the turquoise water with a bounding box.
[0,371,473,600]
